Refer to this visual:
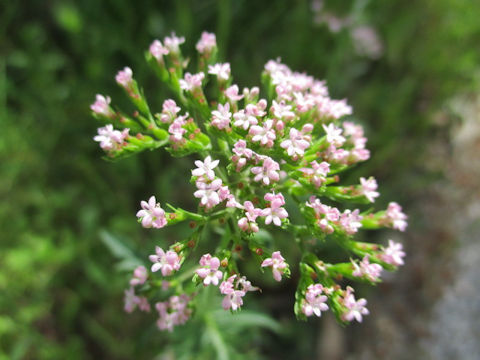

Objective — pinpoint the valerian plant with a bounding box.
[91,31,407,331]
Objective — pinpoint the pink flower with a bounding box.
[359,177,379,202]
[301,161,330,188]
[93,125,129,151]
[192,155,220,180]
[243,86,260,102]
[324,99,352,119]
[149,40,169,61]
[179,72,205,91]
[271,100,295,121]
[196,254,223,286]
[220,275,246,311]
[251,156,280,185]
[124,287,150,313]
[294,92,315,113]
[341,287,369,323]
[136,196,167,229]
[339,209,363,235]
[196,31,216,53]
[168,116,187,143]
[156,294,192,332]
[322,123,346,147]
[238,201,262,233]
[149,246,181,276]
[160,99,181,123]
[193,178,222,209]
[381,240,406,266]
[164,32,185,53]
[208,63,231,81]
[306,196,340,233]
[225,85,244,102]
[385,202,408,231]
[211,103,232,130]
[249,119,276,147]
[90,94,114,117]
[115,67,133,88]
[262,192,289,226]
[352,256,383,281]
[302,284,329,317]
[233,109,258,130]
[130,265,148,286]
[261,251,288,282]
[280,127,311,157]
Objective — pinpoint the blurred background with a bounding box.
[2,0,480,359]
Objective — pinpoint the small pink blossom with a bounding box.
[179,72,205,91]
[194,178,222,209]
[220,275,245,311]
[160,99,181,123]
[280,127,311,157]
[238,201,262,233]
[262,192,289,226]
[243,86,260,102]
[196,254,223,286]
[164,32,185,53]
[115,67,133,88]
[339,209,363,235]
[294,92,315,113]
[261,251,288,282]
[301,161,330,188]
[385,202,408,231]
[90,94,114,117]
[168,116,187,143]
[192,155,220,180]
[211,103,232,130]
[306,196,340,233]
[352,255,383,281]
[196,31,216,53]
[149,246,181,276]
[302,284,329,317]
[271,100,295,121]
[149,40,169,61]
[249,119,276,147]
[233,109,258,130]
[225,85,244,102]
[124,287,151,313]
[94,125,129,151]
[136,196,167,228]
[156,294,192,332]
[381,240,406,266]
[322,123,346,147]
[251,157,280,185]
[246,100,267,117]
[359,177,379,202]
[341,287,369,323]
[130,265,148,286]
[208,63,231,81]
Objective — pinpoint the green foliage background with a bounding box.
[1,0,479,358]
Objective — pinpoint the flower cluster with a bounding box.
[92,31,408,330]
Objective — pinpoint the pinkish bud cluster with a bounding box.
[93,31,408,331]
[124,287,151,313]
[352,255,383,282]
[155,294,192,332]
